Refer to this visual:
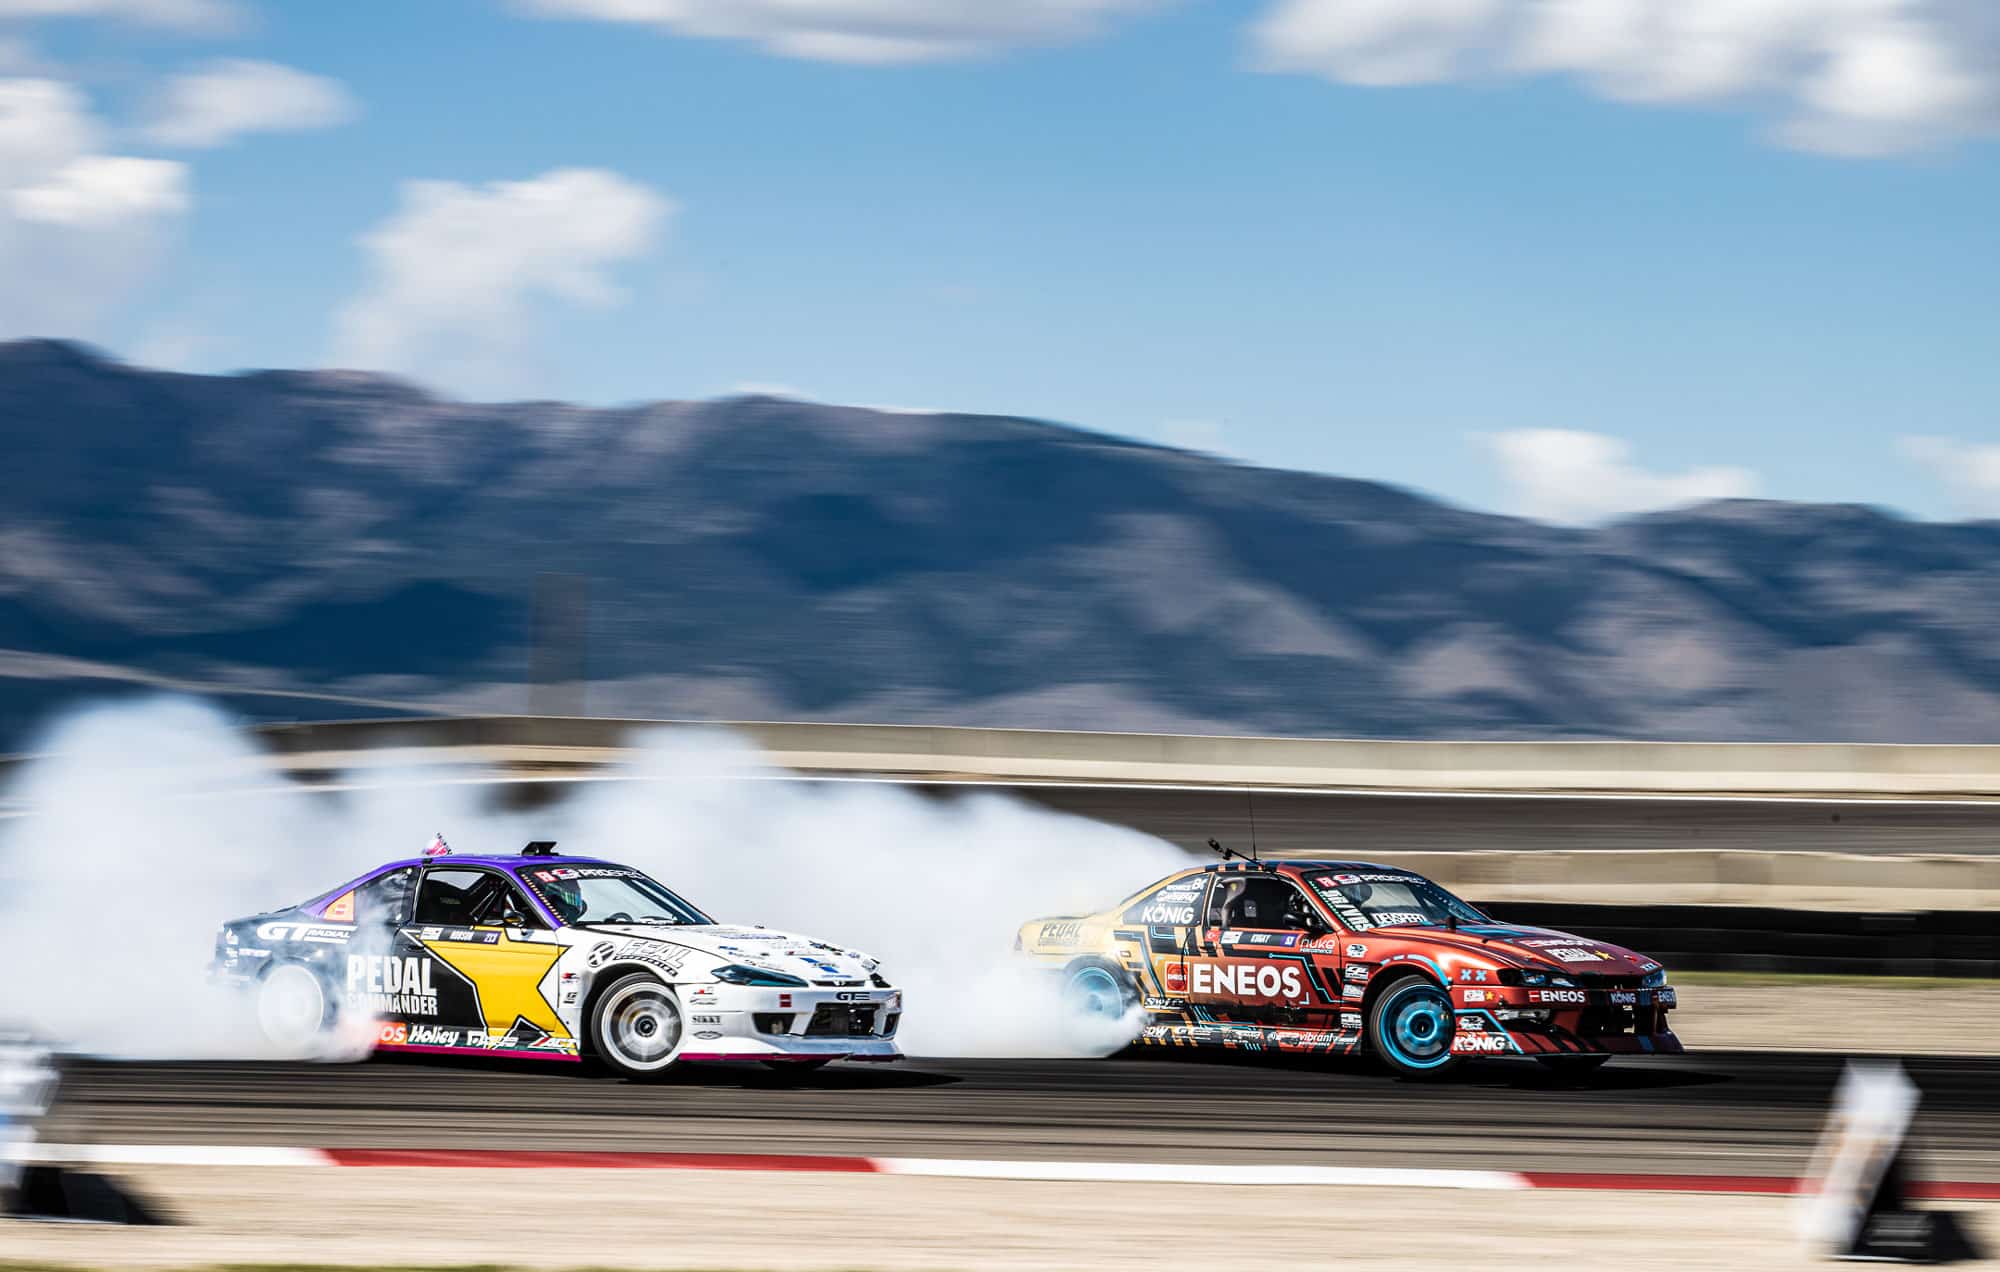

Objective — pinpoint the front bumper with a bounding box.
[677,983,904,1064]
[1452,985,1681,1057]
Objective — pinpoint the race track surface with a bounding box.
[44,1050,2000,1183]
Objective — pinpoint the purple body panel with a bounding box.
[303,854,636,930]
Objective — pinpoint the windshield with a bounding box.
[518,865,712,927]
[1306,870,1486,931]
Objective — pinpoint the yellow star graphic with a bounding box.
[421,930,568,1038]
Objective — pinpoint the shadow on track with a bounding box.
[366,1048,959,1090]
[1111,1043,1734,1092]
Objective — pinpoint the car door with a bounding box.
[396,867,573,1053]
[1188,874,1339,1030]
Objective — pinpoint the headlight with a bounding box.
[1640,969,1666,989]
[713,964,807,988]
[1500,967,1563,987]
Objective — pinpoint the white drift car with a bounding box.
[210,841,903,1077]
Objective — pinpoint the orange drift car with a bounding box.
[1018,858,1679,1078]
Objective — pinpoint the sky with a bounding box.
[2,0,1997,524]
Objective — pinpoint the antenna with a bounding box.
[1246,792,1260,862]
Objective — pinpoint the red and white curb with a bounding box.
[8,1144,2000,1199]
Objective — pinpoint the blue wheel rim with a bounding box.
[1381,983,1453,1069]
[1066,966,1124,1020]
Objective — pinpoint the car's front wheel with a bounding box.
[1368,976,1460,1079]
[255,962,336,1056]
[589,972,685,1079]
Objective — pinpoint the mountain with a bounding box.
[3,338,1999,746]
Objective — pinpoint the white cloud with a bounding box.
[1484,428,1758,523]
[331,167,673,396]
[1900,436,2000,518]
[0,0,239,30]
[0,77,188,337]
[144,59,359,148]
[521,0,1166,63]
[1250,0,2000,156]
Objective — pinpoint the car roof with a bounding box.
[373,854,631,872]
[1201,859,1416,875]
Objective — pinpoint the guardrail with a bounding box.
[243,715,2000,799]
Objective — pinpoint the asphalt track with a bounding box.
[43,1050,2000,1183]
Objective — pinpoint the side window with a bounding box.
[353,868,415,927]
[466,877,544,929]
[1121,874,1208,926]
[411,868,487,926]
[1220,876,1324,932]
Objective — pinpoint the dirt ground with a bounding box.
[4,1166,1996,1271]
[1673,982,2000,1056]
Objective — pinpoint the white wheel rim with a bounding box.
[600,983,682,1071]
[257,964,327,1051]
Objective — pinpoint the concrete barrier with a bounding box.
[238,715,2000,799]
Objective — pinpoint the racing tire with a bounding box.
[1368,976,1460,1079]
[588,972,686,1080]
[254,961,337,1057]
[1537,1055,1611,1082]
[1058,959,1140,1054]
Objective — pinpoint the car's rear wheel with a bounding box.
[255,962,336,1056]
[589,973,685,1079]
[1059,960,1139,1053]
[1368,976,1460,1079]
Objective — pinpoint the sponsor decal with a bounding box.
[1340,1013,1362,1030]
[1343,984,1365,998]
[689,988,720,1005]
[1610,991,1638,1006]
[1638,960,1661,973]
[1529,989,1586,1005]
[1345,944,1368,959]
[538,866,642,880]
[1141,996,1186,1011]
[1372,911,1429,927]
[832,991,878,1003]
[1542,946,1607,963]
[323,891,355,922]
[345,955,440,1018]
[1460,1016,1485,1030]
[1656,988,1677,1007]
[1457,967,1490,983]
[1451,1031,1512,1054]
[1141,903,1196,925]
[1463,989,1489,1003]
[1036,920,1084,948]
[1188,961,1305,1001]
[1163,961,1189,994]
[1343,965,1371,983]
[693,1031,723,1040]
[690,1014,722,1025]
[378,1022,407,1045]
[378,1023,461,1048]
[586,941,619,969]
[256,921,354,945]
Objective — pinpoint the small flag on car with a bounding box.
[424,832,452,857]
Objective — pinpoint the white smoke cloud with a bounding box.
[1250,0,2000,156]
[0,697,1183,1060]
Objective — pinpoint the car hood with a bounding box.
[1366,921,1657,977]
[576,923,883,982]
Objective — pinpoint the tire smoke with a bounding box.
[0,697,1187,1060]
